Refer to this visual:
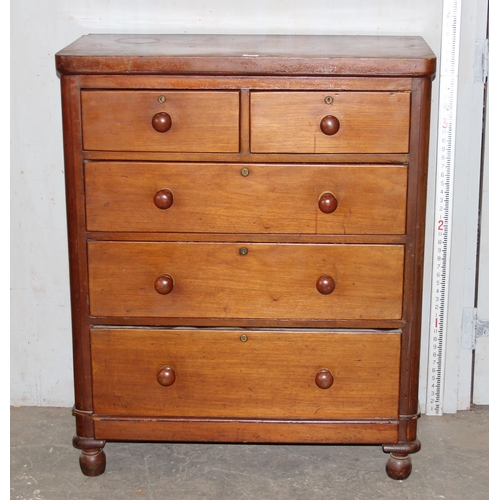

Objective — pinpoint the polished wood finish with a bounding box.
[153,274,174,295]
[91,329,400,419]
[316,274,336,295]
[81,90,240,152]
[315,368,334,389]
[72,436,106,477]
[87,242,404,320]
[156,365,176,387]
[250,91,410,153]
[318,192,338,214]
[153,189,174,210]
[56,34,435,479]
[151,112,172,133]
[85,163,408,235]
[320,115,341,136]
[383,440,421,480]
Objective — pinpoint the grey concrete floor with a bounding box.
[11,406,488,500]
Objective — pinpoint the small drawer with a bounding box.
[85,162,407,235]
[81,90,240,153]
[87,242,404,320]
[250,91,410,154]
[91,328,401,419]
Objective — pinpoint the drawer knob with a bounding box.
[320,115,340,136]
[316,274,336,295]
[318,192,338,214]
[315,368,334,389]
[152,112,172,133]
[157,365,176,386]
[154,189,174,210]
[154,274,174,295]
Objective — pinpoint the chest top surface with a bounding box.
[56,34,436,77]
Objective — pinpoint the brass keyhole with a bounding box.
[240,334,248,342]
[158,95,166,103]
[324,96,334,105]
[241,167,250,177]
[239,247,248,256]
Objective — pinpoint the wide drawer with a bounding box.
[87,242,404,320]
[250,91,410,154]
[81,90,240,152]
[91,328,401,419]
[85,162,407,235]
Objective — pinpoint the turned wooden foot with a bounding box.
[385,452,412,480]
[382,439,420,480]
[73,436,107,476]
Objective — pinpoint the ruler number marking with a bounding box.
[426,0,462,415]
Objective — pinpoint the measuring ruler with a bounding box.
[426,0,462,415]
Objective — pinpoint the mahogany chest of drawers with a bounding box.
[56,34,435,480]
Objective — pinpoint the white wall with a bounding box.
[11,0,445,407]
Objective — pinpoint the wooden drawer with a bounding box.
[88,242,404,320]
[85,162,407,235]
[250,91,410,154]
[81,90,240,152]
[91,328,401,419]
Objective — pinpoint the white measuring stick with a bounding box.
[426,0,462,415]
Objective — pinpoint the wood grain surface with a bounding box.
[56,34,436,77]
[87,242,404,320]
[81,90,240,152]
[91,328,401,419]
[85,162,408,235]
[251,91,410,153]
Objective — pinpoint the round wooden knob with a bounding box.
[318,193,338,213]
[157,365,176,386]
[315,368,334,389]
[152,112,172,133]
[154,189,174,210]
[154,274,174,295]
[320,115,340,136]
[316,274,336,295]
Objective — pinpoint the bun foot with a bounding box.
[382,439,420,480]
[73,436,107,476]
[386,452,412,480]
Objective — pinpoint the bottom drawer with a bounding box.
[91,328,400,419]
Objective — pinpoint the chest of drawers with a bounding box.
[56,34,435,480]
